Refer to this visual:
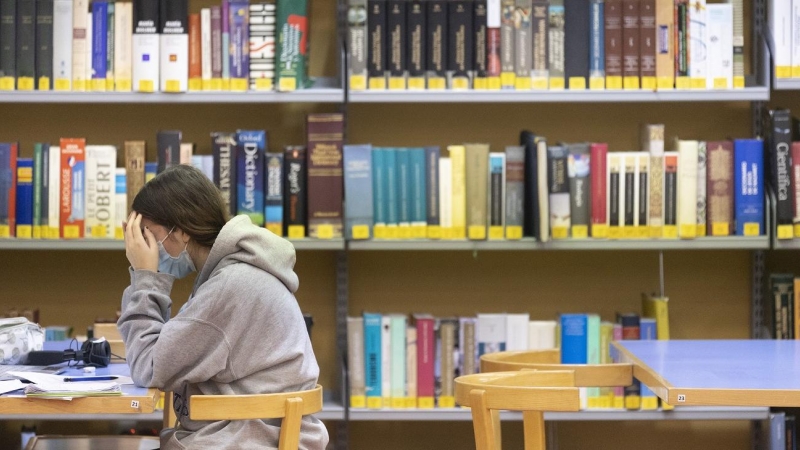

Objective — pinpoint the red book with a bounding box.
[792,142,800,225]
[60,138,86,239]
[590,143,608,233]
[1,143,18,237]
[306,113,344,238]
[189,13,202,81]
[414,314,435,402]
[487,28,501,77]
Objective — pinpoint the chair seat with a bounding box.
[25,435,160,450]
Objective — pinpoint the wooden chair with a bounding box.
[188,384,323,450]
[480,350,633,388]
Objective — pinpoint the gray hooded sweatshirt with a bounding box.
[118,215,329,450]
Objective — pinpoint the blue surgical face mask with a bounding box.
[157,227,196,279]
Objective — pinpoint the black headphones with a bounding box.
[25,338,112,367]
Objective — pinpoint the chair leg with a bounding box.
[163,391,177,429]
[278,398,303,450]
[491,409,502,449]
[470,390,500,450]
[522,411,545,450]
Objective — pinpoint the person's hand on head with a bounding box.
[124,211,159,272]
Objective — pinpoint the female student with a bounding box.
[118,165,328,449]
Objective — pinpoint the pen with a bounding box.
[63,376,118,382]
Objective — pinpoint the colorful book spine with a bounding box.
[91,1,109,91]
[115,168,126,239]
[144,162,157,181]
[513,0,532,90]
[486,0,501,86]
[275,0,308,91]
[201,8,211,88]
[32,143,44,238]
[210,6,222,84]
[363,312,383,408]
[15,159,33,238]
[449,145,467,239]
[734,139,764,236]
[688,0,706,88]
[105,2,115,90]
[696,141,707,236]
[406,324,417,408]
[221,0,230,86]
[59,138,85,239]
[414,314,435,409]
[265,152,283,236]
[465,143,489,240]
[505,145,524,238]
[380,315,391,407]
[589,0,605,80]
[85,145,117,239]
[212,132,237,216]
[489,152,506,238]
[344,144,373,240]
[590,143,607,236]
[248,2,276,91]
[306,113,344,238]
[568,143,590,237]
[236,130,266,226]
[548,145,570,238]
[284,146,306,237]
[560,314,588,364]
[188,13,201,89]
[655,0,673,88]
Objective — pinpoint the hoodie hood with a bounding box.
[194,215,298,294]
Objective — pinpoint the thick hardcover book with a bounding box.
[372,147,386,229]
[568,143,590,231]
[383,148,398,229]
[85,145,117,238]
[16,0,36,89]
[531,1,548,80]
[560,314,588,364]
[91,1,108,89]
[59,138,85,239]
[734,139,764,236]
[15,158,33,237]
[426,0,447,86]
[642,124,665,232]
[344,145,373,240]
[307,113,344,238]
[447,0,473,88]
[639,0,656,78]
[676,139,698,237]
[200,8,211,86]
[621,0,639,82]
[188,13,201,84]
[707,141,734,236]
[210,6,221,80]
[589,0,604,79]
[608,153,621,228]
[664,151,678,227]
[367,0,386,88]
[156,130,181,174]
[514,0,532,88]
[406,0,425,82]
[363,312,383,406]
[590,143,608,232]
[655,0,673,86]
[133,0,159,92]
[564,0,589,87]
[0,143,18,237]
[236,130,266,226]
[489,153,505,230]
[349,0,368,89]
[52,0,71,89]
[771,274,793,339]
[521,131,539,238]
[473,0,487,85]
[548,145,570,237]
[265,152,283,235]
[500,0,514,87]
[284,146,307,237]
[212,132,237,216]
[547,4,564,83]
[124,141,145,216]
[769,109,793,227]
[387,0,406,82]
[730,0,743,85]
[793,142,800,232]
[465,143,489,239]
[274,0,309,91]
[696,142,707,235]
[414,314,435,408]
[425,146,440,227]
[0,0,16,85]
[604,0,622,79]
[347,317,366,406]
[35,0,53,89]
[505,145,525,234]
[160,0,188,92]
[390,315,407,403]
[228,1,249,87]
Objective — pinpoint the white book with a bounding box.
[676,139,699,237]
[115,168,127,240]
[201,8,212,84]
[47,147,61,239]
[133,34,159,91]
[505,313,530,351]
[380,315,392,404]
[160,33,189,92]
[527,321,557,350]
[536,139,549,242]
[114,2,133,91]
[477,313,507,355]
[439,157,453,230]
[696,141,707,233]
[706,3,733,89]
[71,0,89,91]
[53,0,73,89]
[794,0,800,77]
[86,11,93,85]
[84,145,118,239]
[688,0,707,86]
[772,0,792,77]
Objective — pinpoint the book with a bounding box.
[52,0,71,90]
[688,0,706,88]
[210,6,222,83]
[381,316,392,407]
[477,313,506,356]
[15,158,33,238]
[188,13,201,88]
[768,109,793,230]
[306,113,344,238]
[528,320,557,350]
[284,146,307,238]
[85,145,117,239]
[531,1,549,83]
[617,313,640,409]
[642,293,670,339]
[212,132,237,217]
[348,0,368,90]
[696,142,707,236]
[348,316,366,408]
[560,314,587,364]
[621,0,639,88]
[604,0,622,83]
[114,1,132,91]
[407,0,425,88]
[655,0,673,87]
[608,152,622,233]
[505,146,524,237]
[505,313,529,351]
[489,152,506,237]
[439,156,452,237]
[389,314,406,405]
[706,140,734,236]
[500,0,514,88]
[0,0,16,88]
[459,317,478,375]
[547,3,564,86]
[133,0,159,92]
[16,0,36,90]
[159,0,188,92]
[201,8,211,88]
[409,148,426,235]
[425,0,447,88]
[222,0,230,84]
[706,3,733,89]
[639,317,658,409]
[437,317,458,407]
[86,9,92,87]
[59,138,85,239]
[664,151,678,232]
[771,274,793,339]
[447,0,472,89]
[406,325,417,407]
[514,0,532,90]
[248,2,276,91]
[47,144,59,238]
[676,139,698,238]
[124,141,145,216]
[413,314,435,408]
[145,162,156,181]
[275,0,308,91]
[397,148,410,230]
[730,0,744,86]
[71,0,88,91]
[228,1,248,91]
[537,138,549,241]
[567,143,590,236]
[236,130,266,226]
[589,0,604,81]
[156,130,180,173]
[794,142,800,235]
[449,145,466,239]
[639,0,656,81]
[465,143,489,240]
[265,152,283,236]
[586,314,600,408]
[734,139,764,236]
[521,131,539,239]
[344,144,373,240]
[368,0,387,89]
[114,168,126,239]
[387,0,406,88]
[91,1,108,91]
[425,146,440,232]
[564,0,589,88]
[106,1,115,90]
[547,145,570,238]
[35,0,53,90]
[590,143,607,236]
[473,0,488,88]
[486,0,501,86]
[363,312,382,408]
[32,143,44,238]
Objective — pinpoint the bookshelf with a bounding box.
[0,238,346,251]
[772,79,800,91]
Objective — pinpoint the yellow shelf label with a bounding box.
[531,77,548,90]
[486,76,501,90]
[636,226,649,238]
[641,76,656,90]
[713,78,728,89]
[374,224,388,239]
[278,77,297,91]
[115,227,124,240]
[488,226,505,240]
[438,396,456,408]
[657,77,674,90]
[32,226,41,239]
[426,225,442,239]
[452,77,469,90]
[38,77,50,91]
[568,77,586,90]
[605,76,623,89]
[696,225,707,237]
[675,76,692,89]
[794,67,800,78]
[417,397,434,409]
[106,78,115,91]
[115,78,132,92]
[733,76,745,88]
[795,224,800,237]
[515,77,532,90]
[679,224,697,239]
[17,77,34,91]
[138,79,154,93]
[649,226,663,238]
[91,225,107,238]
[408,77,426,90]
[0,225,10,238]
[711,222,728,236]
[777,224,794,240]
[386,226,400,239]
[49,227,60,239]
[662,225,678,239]
[442,227,455,240]
[589,76,604,90]
[352,225,370,240]
[231,78,249,92]
[625,396,641,410]
[776,66,792,79]
[613,397,625,409]
[622,226,637,239]
[209,78,222,91]
[91,79,107,91]
[690,77,707,89]
[592,224,608,238]
[428,77,446,89]
[608,226,622,239]
[266,224,283,236]
[366,397,382,409]
[165,80,181,92]
[399,226,413,239]
[288,225,305,239]
[623,76,639,90]
[350,396,366,408]
[221,78,231,90]
[63,225,81,239]
[73,79,87,91]
[587,398,598,409]
[549,77,565,90]
[54,78,71,91]
[641,397,659,410]
[252,78,271,91]
[552,226,569,239]
[571,225,588,239]
[350,75,367,91]
[744,222,760,236]
[452,226,466,239]
[468,225,486,240]
[0,77,14,90]
[316,224,334,239]
[391,398,406,409]
[506,226,523,240]
[405,397,417,408]
[16,225,32,238]
[411,225,427,238]
[389,77,407,90]
[500,72,516,88]
[473,77,487,90]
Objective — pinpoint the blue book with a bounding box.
[92,1,108,82]
[410,148,427,228]
[560,314,588,364]
[344,144,374,240]
[144,162,157,182]
[372,147,386,227]
[639,318,658,408]
[384,148,399,227]
[236,130,266,225]
[734,139,764,236]
[589,0,604,78]
[265,153,284,236]
[363,312,383,404]
[396,148,411,227]
[424,146,440,227]
[16,158,33,238]
[229,2,249,80]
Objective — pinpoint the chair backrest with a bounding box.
[454,371,581,450]
[189,384,323,450]
[480,350,633,387]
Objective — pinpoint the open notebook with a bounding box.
[8,371,124,397]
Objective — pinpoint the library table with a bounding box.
[611,340,800,407]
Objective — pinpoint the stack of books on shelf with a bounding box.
[343,124,765,242]
[766,108,800,241]
[348,0,745,92]
[0,0,310,94]
[0,113,345,241]
[347,293,670,411]
[770,0,800,81]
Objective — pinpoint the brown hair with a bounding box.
[132,165,230,248]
